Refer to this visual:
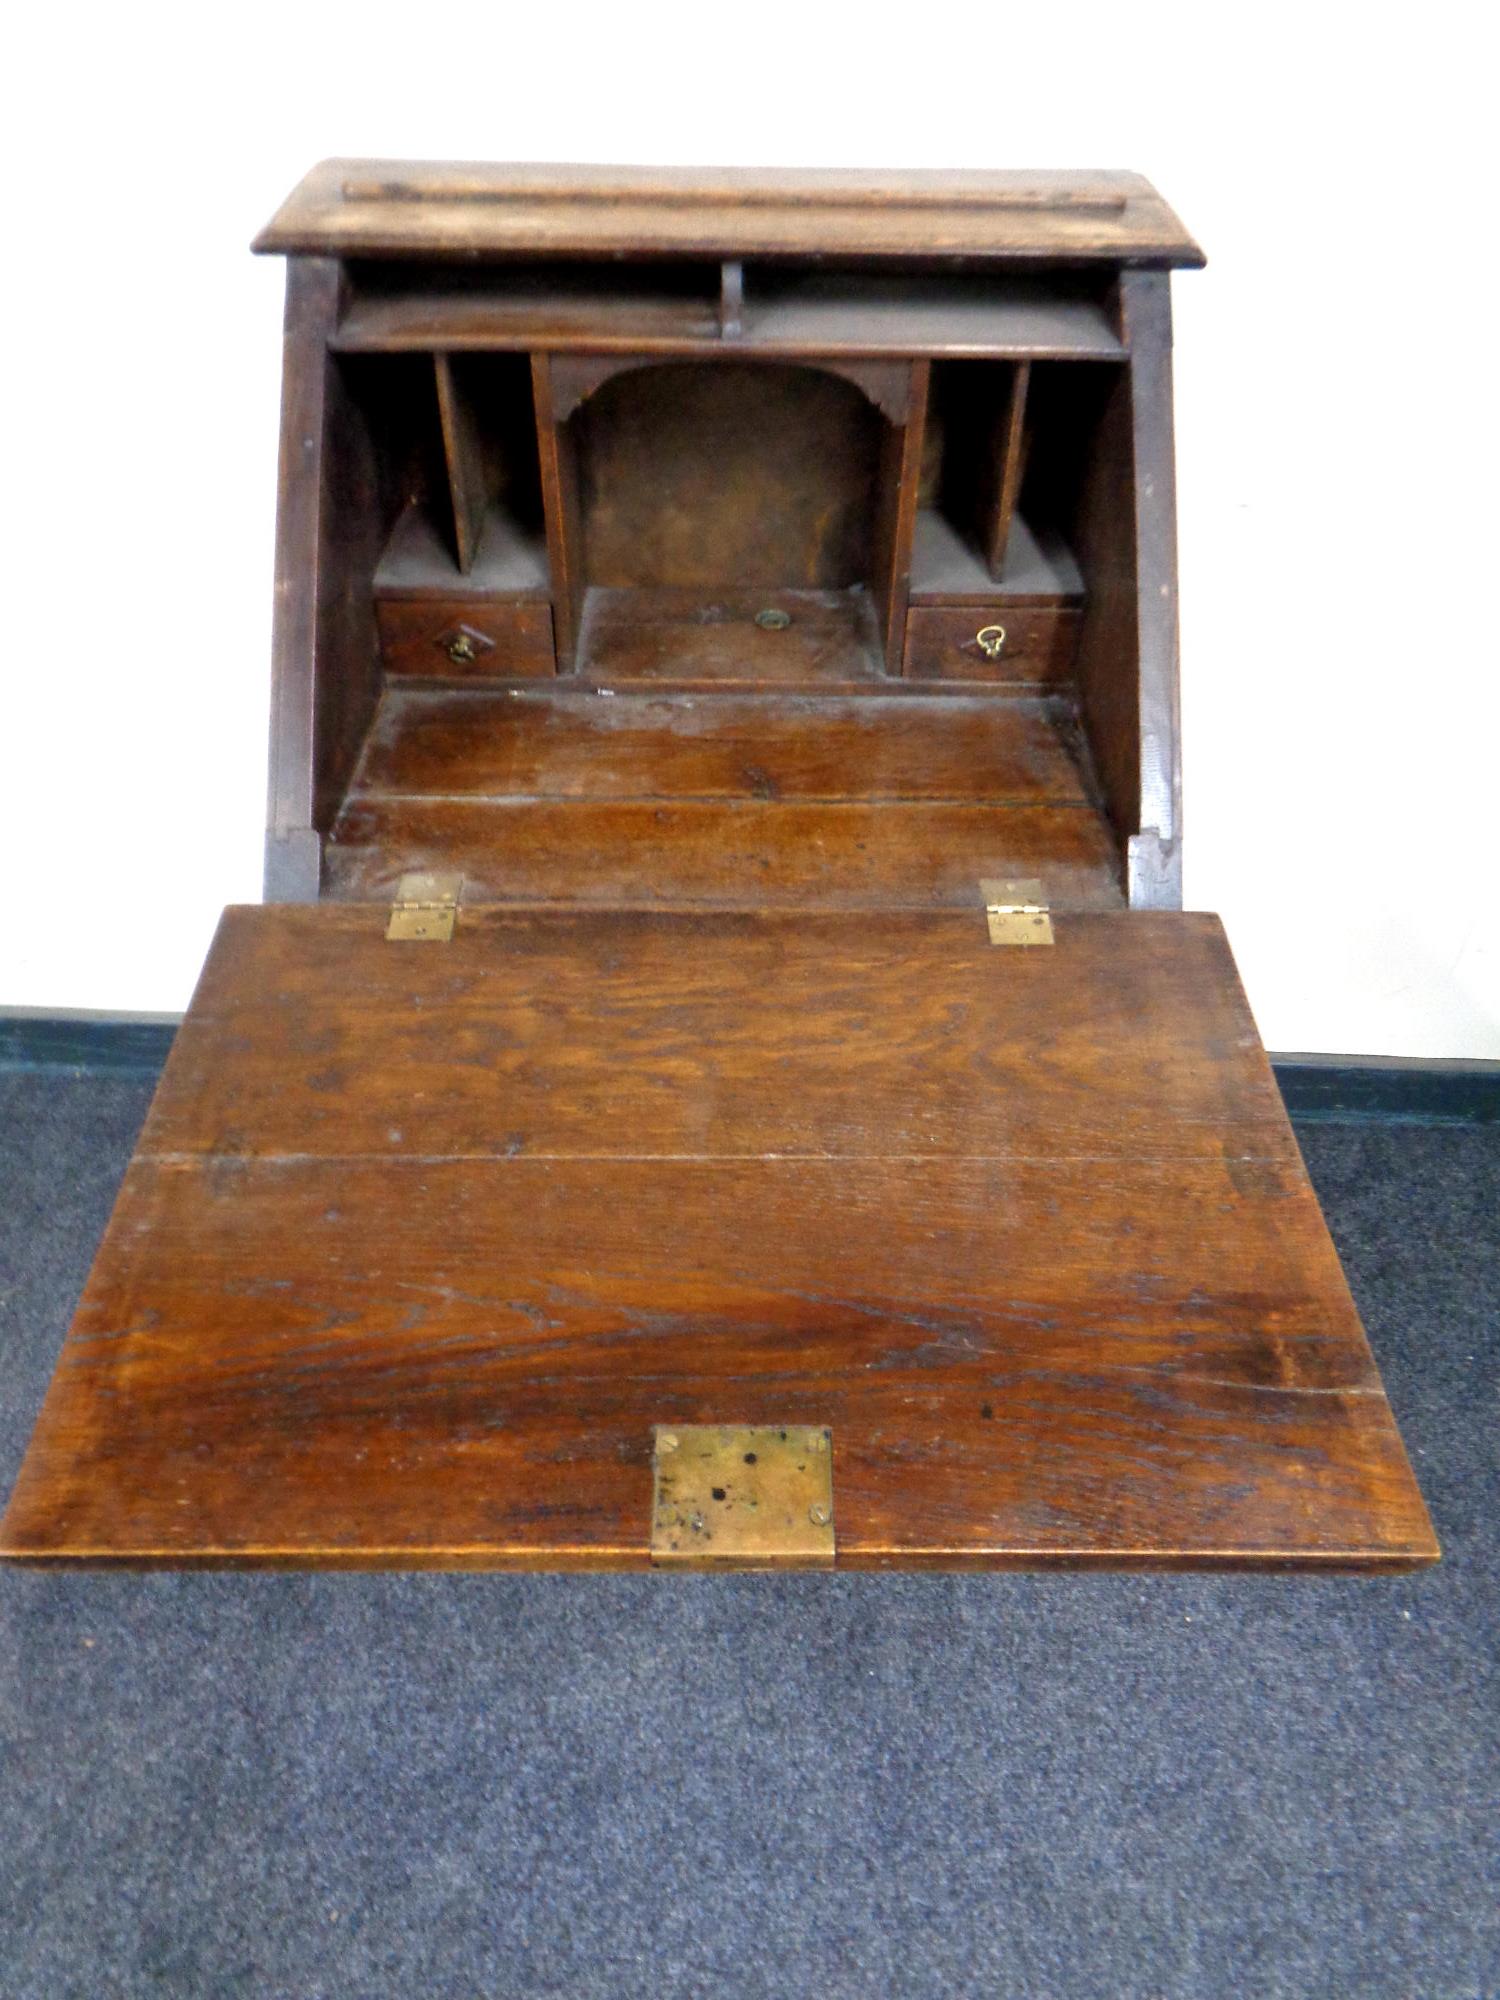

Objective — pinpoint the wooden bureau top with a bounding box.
[253,161,1205,268]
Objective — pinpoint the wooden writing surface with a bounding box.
[0,907,1435,1571]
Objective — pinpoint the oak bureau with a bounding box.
[0,165,1437,1572]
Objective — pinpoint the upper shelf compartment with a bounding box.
[737,271,1122,359]
[335,261,722,352]
[334,261,1125,360]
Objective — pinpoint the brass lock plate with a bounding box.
[650,1424,835,1569]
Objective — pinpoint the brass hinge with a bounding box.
[981,878,1053,946]
[386,871,463,942]
[651,1424,835,1569]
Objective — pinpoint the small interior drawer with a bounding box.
[376,599,556,678]
[903,606,1081,683]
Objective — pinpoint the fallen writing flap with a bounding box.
[0,903,1436,1570]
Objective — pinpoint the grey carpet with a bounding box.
[0,1067,1494,2000]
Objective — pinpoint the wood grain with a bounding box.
[433,354,486,572]
[254,162,1205,267]
[375,599,555,678]
[347,686,1092,805]
[904,607,1082,684]
[531,355,586,669]
[135,908,1285,1163]
[573,363,879,591]
[264,258,386,899]
[0,908,1432,1570]
[575,588,884,685]
[330,276,1127,362]
[983,360,1031,577]
[871,363,929,671]
[322,797,1125,911]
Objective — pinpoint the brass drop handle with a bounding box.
[446,632,478,665]
[975,624,1006,660]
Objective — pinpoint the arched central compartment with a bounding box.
[571,360,888,682]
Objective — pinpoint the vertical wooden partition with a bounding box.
[872,360,929,672]
[532,353,587,669]
[432,355,487,574]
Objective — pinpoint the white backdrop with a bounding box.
[3,1,1496,1055]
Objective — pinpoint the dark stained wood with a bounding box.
[573,363,881,591]
[930,360,1033,583]
[904,606,1082,684]
[872,362,928,672]
[347,686,1093,805]
[265,259,386,900]
[74,162,1430,1578]
[1046,355,1140,873]
[261,167,1194,911]
[255,163,1205,268]
[261,164,1200,917]
[984,361,1031,576]
[324,797,1124,910]
[265,258,332,871]
[530,355,586,669]
[136,910,1290,1163]
[1041,280,1183,905]
[331,272,1127,362]
[432,354,486,572]
[0,908,1431,1570]
[375,598,555,678]
[548,351,909,426]
[576,588,883,685]
[337,270,720,353]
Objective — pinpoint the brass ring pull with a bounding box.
[445,633,478,665]
[975,624,1006,660]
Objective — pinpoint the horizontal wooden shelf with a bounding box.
[326,679,1115,908]
[324,796,1124,911]
[739,273,1124,359]
[347,685,1095,805]
[575,586,885,685]
[337,279,721,353]
[334,270,1125,360]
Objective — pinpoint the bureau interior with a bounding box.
[358,350,1111,679]
[304,271,1147,911]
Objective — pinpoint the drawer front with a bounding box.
[376,599,556,678]
[904,606,1081,683]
